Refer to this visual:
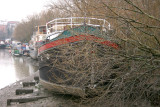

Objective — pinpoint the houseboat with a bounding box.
[11,42,22,56]
[29,25,46,59]
[22,43,30,56]
[38,17,119,97]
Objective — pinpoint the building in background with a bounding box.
[0,20,7,40]
[7,21,19,38]
[0,20,18,40]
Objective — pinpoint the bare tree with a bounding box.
[80,0,160,106]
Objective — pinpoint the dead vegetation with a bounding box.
[40,37,160,106]
[43,0,160,106]
[13,0,160,106]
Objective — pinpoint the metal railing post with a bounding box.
[55,20,57,31]
[46,23,48,34]
[71,17,73,28]
[108,24,111,30]
[88,19,90,25]
[103,19,105,28]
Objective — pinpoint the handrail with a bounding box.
[46,17,111,34]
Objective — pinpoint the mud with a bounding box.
[0,71,88,107]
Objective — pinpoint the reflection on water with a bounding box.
[0,49,38,89]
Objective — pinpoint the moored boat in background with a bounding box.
[22,43,30,56]
[29,25,46,59]
[11,41,22,56]
[38,17,119,97]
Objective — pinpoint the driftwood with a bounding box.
[22,82,36,87]
[16,89,33,95]
[7,96,47,106]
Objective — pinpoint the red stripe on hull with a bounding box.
[38,35,118,54]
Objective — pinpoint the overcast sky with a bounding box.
[0,0,55,21]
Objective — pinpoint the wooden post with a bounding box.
[16,89,33,95]
[7,96,47,106]
[22,82,36,87]
[34,76,39,83]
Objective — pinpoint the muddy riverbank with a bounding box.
[0,49,90,107]
[0,71,88,107]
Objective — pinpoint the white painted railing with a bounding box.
[46,17,111,34]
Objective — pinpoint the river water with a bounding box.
[0,49,38,89]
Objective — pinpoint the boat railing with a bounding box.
[46,17,111,34]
